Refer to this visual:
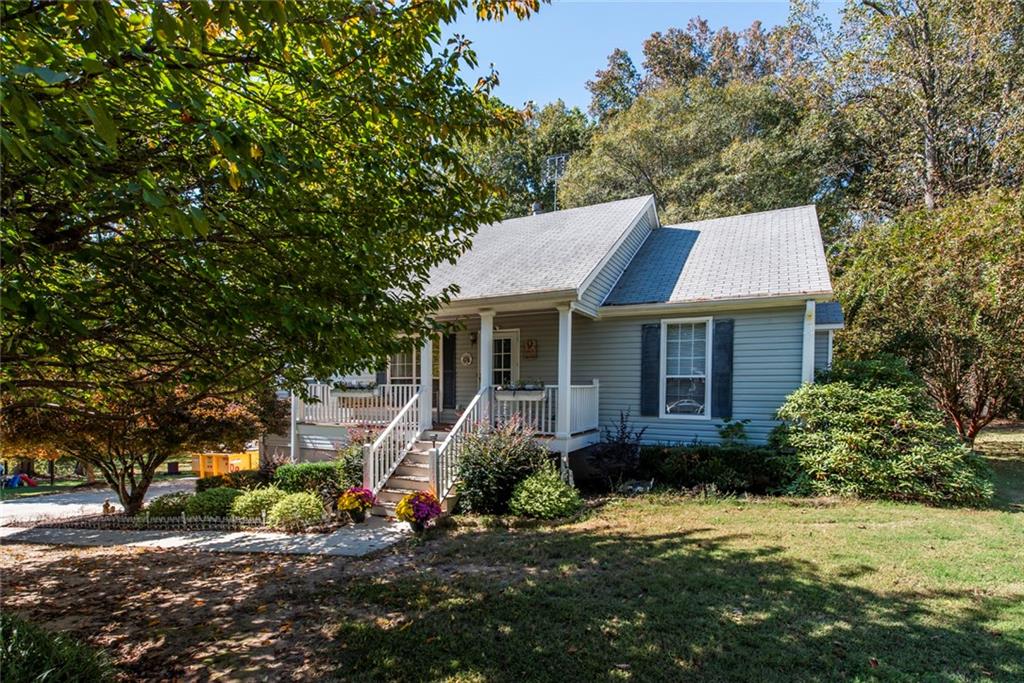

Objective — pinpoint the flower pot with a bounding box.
[409,520,426,533]
[494,389,545,402]
[349,509,367,523]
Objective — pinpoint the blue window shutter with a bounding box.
[640,324,660,416]
[375,367,387,385]
[711,319,734,419]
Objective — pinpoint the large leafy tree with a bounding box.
[835,190,1024,443]
[796,0,1024,214]
[2,0,539,411]
[463,99,591,216]
[585,48,641,122]
[1,0,541,506]
[559,79,852,231]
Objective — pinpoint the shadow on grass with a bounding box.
[975,423,1024,511]
[332,523,1024,682]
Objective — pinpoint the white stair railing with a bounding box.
[362,389,421,495]
[431,386,490,502]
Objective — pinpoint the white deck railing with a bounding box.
[300,383,418,426]
[431,386,490,501]
[490,381,600,435]
[362,389,420,494]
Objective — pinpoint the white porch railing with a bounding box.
[300,383,418,426]
[362,389,421,495]
[490,380,600,435]
[431,386,490,501]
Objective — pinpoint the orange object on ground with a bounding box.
[190,451,259,478]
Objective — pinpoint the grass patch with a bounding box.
[331,500,1023,681]
[0,479,90,501]
[0,612,114,682]
[976,423,1024,510]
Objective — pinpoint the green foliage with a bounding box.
[640,444,789,494]
[0,612,115,683]
[586,48,641,121]
[836,190,1024,441]
[273,461,349,507]
[336,444,365,492]
[560,81,848,231]
[464,99,592,217]
[230,487,288,520]
[184,487,242,518]
[0,0,539,516]
[195,470,264,493]
[774,381,994,507]
[267,492,325,531]
[817,355,924,393]
[145,491,193,518]
[509,464,583,519]
[456,417,550,514]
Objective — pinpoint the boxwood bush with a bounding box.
[183,487,243,517]
[195,469,264,493]
[509,464,583,519]
[0,612,115,683]
[230,487,288,519]
[455,417,550,514]
[145,491,193,518]
[273,461,350,507]
[773,376,993,507]
[267,492,325,530]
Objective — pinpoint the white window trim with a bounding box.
[491,329,520,386]
[659,316,713,420]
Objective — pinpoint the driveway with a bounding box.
[0,478,196,526]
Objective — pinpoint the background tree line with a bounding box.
[471,0,1023,440]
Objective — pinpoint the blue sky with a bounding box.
[448,1,843,111]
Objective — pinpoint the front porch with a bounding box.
[289,304,600,512]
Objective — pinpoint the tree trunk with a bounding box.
[48,459,55,486]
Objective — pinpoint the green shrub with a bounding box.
[230,487,288,519]
[456,416,550,514]
[184,487,243,517]
[145,491,193,517]
[818,355,926,394]
[774,381,993,506]
[195,469,264,493]
[639,444,788,494]
[509,464,583,519]
[273,461,349,507]
[337,443,364,489]
[267,492,325,530]
[0,612,115,683]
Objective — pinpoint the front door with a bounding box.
[491,330,520,387]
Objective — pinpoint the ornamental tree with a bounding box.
[835,190,1024,443]
[0,385,286,515]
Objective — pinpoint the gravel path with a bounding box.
[0,478,196,526]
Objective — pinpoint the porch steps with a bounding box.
[372,430,450,517]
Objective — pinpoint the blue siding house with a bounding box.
[287,195,843,511]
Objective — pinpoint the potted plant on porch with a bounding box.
[493,380,545,402]
[338,486,376,523]
[333,380,379,399]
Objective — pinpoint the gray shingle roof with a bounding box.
[604,205,832,305]
[815,301,844,326]
[426,195,652,302]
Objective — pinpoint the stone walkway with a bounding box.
[0,515,409,557]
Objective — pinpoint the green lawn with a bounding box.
[0,478,90,501]
[976,424,1024,510]
[329,436,1024,682]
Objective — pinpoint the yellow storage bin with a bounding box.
[191,450,259,478]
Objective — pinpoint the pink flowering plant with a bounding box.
[337,486,376,513]
[395,490,441,525]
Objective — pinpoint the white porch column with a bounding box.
[419,336,433,431]
[556,304,573,457]
[801,299,816,384]
[478,310,494,391]
[289,391,299,463]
